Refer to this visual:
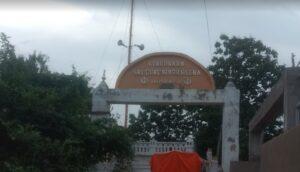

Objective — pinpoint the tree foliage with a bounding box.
[130,105,192,142]
[209,34,284,159]
[129,34,284,160]
[0,33,133,172]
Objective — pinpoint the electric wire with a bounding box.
[143,0,163,51]
[110,0,132,83]
[113,49,126,82]
[203,0,213,58]
[98,0,126,76]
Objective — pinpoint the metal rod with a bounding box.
[124,0,134,128]
[124,104,129,128]
[127,0,134,64]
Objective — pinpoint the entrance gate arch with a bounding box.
[91,52,240,172]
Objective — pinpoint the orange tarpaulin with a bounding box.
[150,151,203,172]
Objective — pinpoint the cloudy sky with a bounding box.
[1,0,300,124]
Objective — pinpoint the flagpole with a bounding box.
[124,0,134,128]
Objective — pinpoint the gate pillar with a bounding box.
[222,81,240,172]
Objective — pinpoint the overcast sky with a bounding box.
[1,0,300,124]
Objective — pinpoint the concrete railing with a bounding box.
[133,140,194,156]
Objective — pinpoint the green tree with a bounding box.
[208,34,284,159]
[129,105,191,142]
[0,33,133,172]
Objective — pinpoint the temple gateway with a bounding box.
[92,52,240,172]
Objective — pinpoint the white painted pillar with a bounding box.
[222,81,240,172]
[91,74,111,120]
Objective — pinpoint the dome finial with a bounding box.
[226,66,236,88]
[102,70,106,81]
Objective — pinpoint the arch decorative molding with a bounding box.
[115,52,215,90]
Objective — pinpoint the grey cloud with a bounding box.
[2,0,300,10]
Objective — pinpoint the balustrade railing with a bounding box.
[133,140,194,156]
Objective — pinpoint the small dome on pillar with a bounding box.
[225,80,236,87]
[99,70,109,90]
[94,70,109,94]
[226,66,236,87]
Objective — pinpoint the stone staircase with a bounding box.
[132,155,151,172]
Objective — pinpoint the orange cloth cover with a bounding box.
[150,151,202,172]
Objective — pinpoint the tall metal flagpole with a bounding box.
[124,0,134,128]
[128,0,134,64]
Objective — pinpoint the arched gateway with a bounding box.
[115,52,215,90]
[92,52,240,172]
